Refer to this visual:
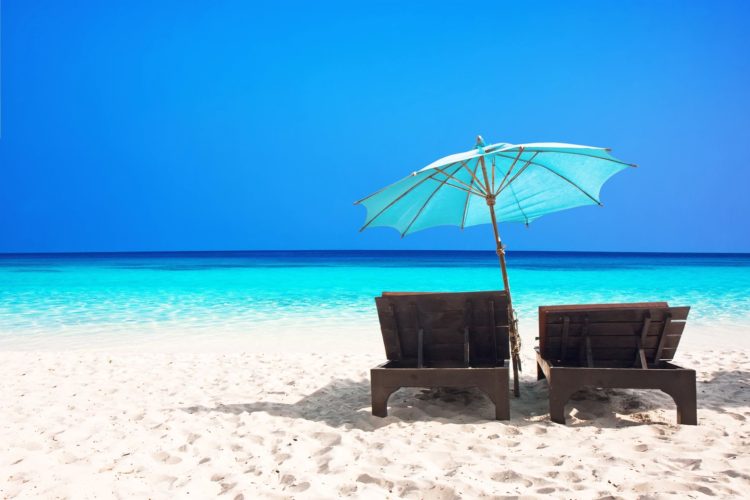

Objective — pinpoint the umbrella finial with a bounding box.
[476,135,485,147]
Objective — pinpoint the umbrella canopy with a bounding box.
[356,138,635,235]
[355,136,635,395]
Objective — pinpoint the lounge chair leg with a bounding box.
[371,384,398,418]
[549,396,567,424]
[479,374,510,420]
[663,372,697,425]
[676,395,697,425]
[548,379,577,425]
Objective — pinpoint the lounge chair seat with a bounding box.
[535,302,697,425]
[371,291,512,420]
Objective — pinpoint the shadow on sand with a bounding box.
[182,378,516,430]
[534,370,750,428]
[180,374,706,429]
[181,367,750,429]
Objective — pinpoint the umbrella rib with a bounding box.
[494,153,602,205]
[508,183,530,226]
[431,164,485,195]
[496,152,538,196]
[428,179,468,193]
[401,163,464,237]
[461,160,489,195]
[428,178,479,195]
[358,170,442,231]
[494,148,526,196]
[504,149,637,167]
[354,159,476,207]
[354,175,407,205]
[461,161,482,229]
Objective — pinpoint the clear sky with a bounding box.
[1,1,749,253]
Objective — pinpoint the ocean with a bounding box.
[1,251,749,350]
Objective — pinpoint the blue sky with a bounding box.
[1,1,749,253]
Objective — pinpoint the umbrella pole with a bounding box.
[479,155,521,397]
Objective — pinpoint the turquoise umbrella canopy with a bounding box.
[355,136,634,395]
[356,137,635,236]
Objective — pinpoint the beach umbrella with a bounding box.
[355,136,635,395]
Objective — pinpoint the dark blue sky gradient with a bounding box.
[1,1,749,253]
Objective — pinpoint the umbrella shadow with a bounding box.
[521,351,750,426]
[700,369,750,394]
[526,374,746,428]
[550,385,679,428]
[498,379,667,429]
[181,378,507,429]
[697,369,750,417]
[182,371,748,429]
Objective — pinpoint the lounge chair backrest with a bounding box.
[538,302,690,368]
[375,291,510,366]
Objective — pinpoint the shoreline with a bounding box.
[1,318,749,353]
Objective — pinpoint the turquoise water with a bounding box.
[1,251,749,348]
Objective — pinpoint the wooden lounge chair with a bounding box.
[371,291,511,420]
[535,302,697,425]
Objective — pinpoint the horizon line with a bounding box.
[1,249,749,257]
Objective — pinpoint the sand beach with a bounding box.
[2,324,748,498]
[4,0,750,497]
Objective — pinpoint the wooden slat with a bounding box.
[548,347,679,362]
[540,302,669,315]
[383,290,508,299]
[417,328,424,368]
[542,305,690,324]
[389,303,403,359]
[374,298,404,361]
[394,311,511,332]
[464,299,472,367]
[638,348,648,368]
[654,313,672,363]
[579,315,590,366]
[544,320,686,338]
[560,316,570,360]
[424,343,461,356]
[667,306,690,321]
[463,328,470,367]
[413,302,423,368]
[543,334,683,350]
[639,312,652,343]
[489,300,498,365]
[375,291,512,366]
[541,302,668,312]
[585,335,593,367]
[545,310,655,324]
[423,343,466,361]
[497,322,510,361]
[634,337,648,368]
[553,359,636,368]
[395,326,506,344]
[387,297,509,317]
[537,301,692,364]
[636,312,650,368]
[656,347,678,360]
[384,293,509,315]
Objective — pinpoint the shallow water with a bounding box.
[1,251,749,349]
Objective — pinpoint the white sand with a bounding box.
[1,327,750,498]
